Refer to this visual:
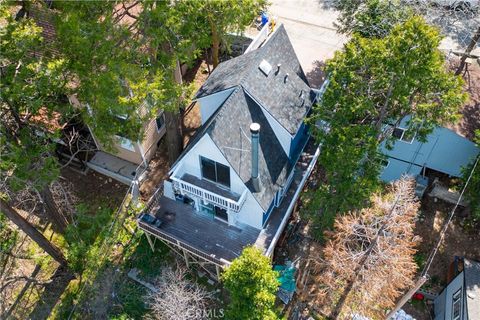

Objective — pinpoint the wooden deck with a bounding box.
[139,196,260,264]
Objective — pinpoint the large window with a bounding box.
[452,289,462,320]
[200,156,230,188]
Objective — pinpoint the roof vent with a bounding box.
[259,59,272,76]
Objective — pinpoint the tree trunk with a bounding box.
[0,199,68,266]
[164,57,184,166]
[455,26,480,76]
[40,186,68,233]
[209,17,220,69]
[165,110,183,165]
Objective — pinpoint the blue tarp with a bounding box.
[274,264,296,304]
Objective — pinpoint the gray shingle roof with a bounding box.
[195,25,314,134]
[207,89,291,210]
[464,259,480,319]
[177,25,313,211]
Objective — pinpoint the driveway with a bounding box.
[268,0,348,87]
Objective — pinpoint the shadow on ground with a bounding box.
[306,60,327,89]
[29,266,75,320]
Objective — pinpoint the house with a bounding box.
[379,117,479,183]
[137,25,321,279]
[24,3,167,185]
[81,96,167,185]
[434,258,480,320]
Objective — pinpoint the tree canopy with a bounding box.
[307,16,466,238]
[317,178,420,319]
[176,0,268,68]
[333,0,410,38]
[463,130,480,224]
[222,246,279,320]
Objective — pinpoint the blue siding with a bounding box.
[262,198,275,226]
[380,158,423,182]
[290,122,309,159]
[380,123,479,178]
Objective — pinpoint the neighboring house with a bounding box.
[25,4,167,185]
[138,25,321,279]
[80,96,167,185]
[434,258,480,320]
[379,117,479,183]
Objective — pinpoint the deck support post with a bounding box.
[215,265,221,281]
[145,233,155,252]
[183,248,190,268]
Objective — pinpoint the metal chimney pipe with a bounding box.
[250,123,261,192]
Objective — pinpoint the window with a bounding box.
[380,159,389,168]
[216,163,230,187]
[116,135,136,152]
[200,156,230,188]
[201,158,217,182]
[156,113,165,132]
[452,289,462,320]
[392,127,416,143]
[214,206,228,222]
[115,114,136,151]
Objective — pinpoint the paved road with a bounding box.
[268,0,348,87]
[268,0,479,87]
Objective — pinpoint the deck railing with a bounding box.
[171,176,248,213]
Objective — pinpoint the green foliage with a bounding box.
[222,246,279,320]
[0,211,18,254]
[0,3,69,191]
[414,252,426,270]
[307,16,466,238]
[334,0,410,38]
[463,130,480,223]
[174,0,268,66]
[64,204,112,272]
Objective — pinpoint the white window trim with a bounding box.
[381,159,390,168]
[452,288,462,320]
[393,127,416,144]
[115,135,136,152]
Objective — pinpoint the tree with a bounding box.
[0,2,72,233]
[316,178,420,319]
[0,199,67,266]
[54,1,202,164]
[221,246,279,320]
[148,266,212,320]
[332,0,480,72]
[333,0,410,38]
[177,0,268,68]
[308,16,466,237]
[463,130,480,223]
[455,26,480,75]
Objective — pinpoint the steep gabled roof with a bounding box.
[175,25,313,211]
[195,25,314,135]
[207,88,291,210]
